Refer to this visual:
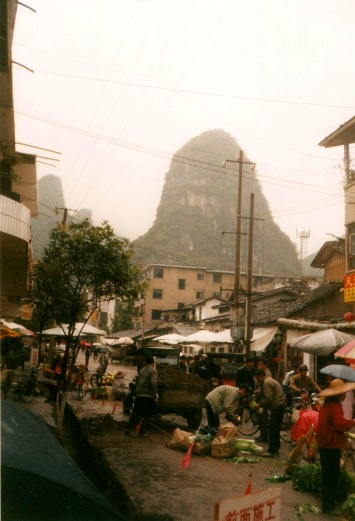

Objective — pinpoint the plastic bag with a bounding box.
[211,422,239,459]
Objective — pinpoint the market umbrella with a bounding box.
[289,328,355,356]
[111,337,134,346]
[1,401,127,521]
[334,340,355,360]
[153,333,187,345]
[92,345,112,354]
[184,330,224,344]
[214,329,234,343]
[0,326,20,340]
[40,323,106,337]
[319,364,355,382]
[1,320,34,336]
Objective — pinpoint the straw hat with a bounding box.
[318,378,355,398]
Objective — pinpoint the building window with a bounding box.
[213,273,222,283]
[349,224,355,269]
[196,291,204,299]
[177,303,185,309]
[197,273,204,280]
[151,309,162,320]
[213,291,221,298]
[178,279,186,289]
[153,267,164,278]
[153,288,163,299]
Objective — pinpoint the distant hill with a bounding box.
[31,175,92,260]
[302,252,324,278]
[133,129,301,275]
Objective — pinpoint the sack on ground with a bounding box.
[166,428,196,452]
[291,407,300,423]
[211,422,239,459]
[193,439,212,455]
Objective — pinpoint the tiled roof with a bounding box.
[173,324,200,336]
[311,240,345,268]
[251,282,342,325]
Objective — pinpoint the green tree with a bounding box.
[27,219,144,428]
[111,300,135,332]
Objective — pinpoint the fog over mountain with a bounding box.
[133,129,301,275]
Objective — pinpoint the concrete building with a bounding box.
[140,263,320,329]
[0,1,38,318]
[319,116,355,275]
[141,264,234,328]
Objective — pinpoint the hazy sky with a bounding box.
[13,0,355,257]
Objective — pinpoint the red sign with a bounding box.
[344,275,355,303]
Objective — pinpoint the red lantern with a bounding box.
[344,312,355,323]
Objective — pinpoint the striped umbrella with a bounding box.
[0,326,20,340]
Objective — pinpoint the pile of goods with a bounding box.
[167,423,264,459]
[101,371,117,386]
[157,366,208,392]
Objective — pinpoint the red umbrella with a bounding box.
[334,339,355,361]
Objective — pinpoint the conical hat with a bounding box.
[318,378,355,398]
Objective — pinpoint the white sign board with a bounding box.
[30,347,39,368]
[213,487,281,521]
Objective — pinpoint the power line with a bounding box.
[32,69,355,110]
[16,109,342,197]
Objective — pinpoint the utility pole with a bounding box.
[222,151,256,349]
[234,150,243,328]
[55,207,76,225]
[244,193,254,356]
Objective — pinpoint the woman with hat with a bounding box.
[316,379,355,515]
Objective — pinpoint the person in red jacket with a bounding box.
[316,379,355,515]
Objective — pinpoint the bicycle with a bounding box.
[237,392,313,443]
[2,367,38,402]
[281,390,320,443]
[237,403,260,436]
[70,365,89,400]
[90,364,107,387]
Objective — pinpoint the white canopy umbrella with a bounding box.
[289,328,355,356]
[111,337,134,346]
[40,323,106,337]
[74,323,107,335]
[153,333,187,345]
[184,330,223,344]
[214,329,234,343]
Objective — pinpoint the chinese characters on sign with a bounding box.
[30,348,39,368]
[344,275,355,303]
[214,488,281,521]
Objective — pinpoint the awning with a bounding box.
[250,326,278,353]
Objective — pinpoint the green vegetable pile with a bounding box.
[292,464,322,493]
[195,425,217,444]
[341,493,355,520]
[233,438,265,454]
[292,463,355,502]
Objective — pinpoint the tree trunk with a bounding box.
[56,390,66,432]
